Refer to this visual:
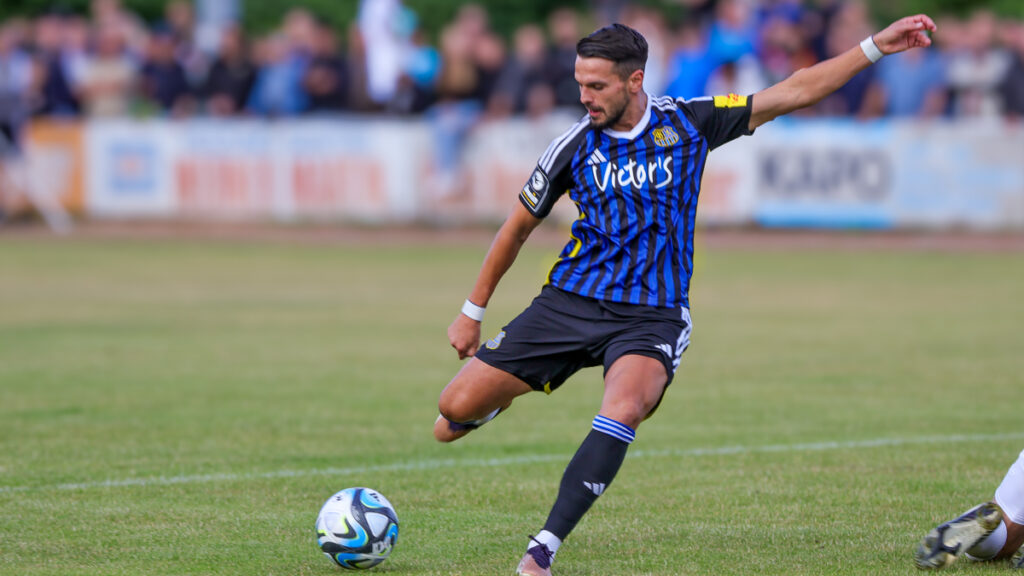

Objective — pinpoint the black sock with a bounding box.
[541,415,635,539]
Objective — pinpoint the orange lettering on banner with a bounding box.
[291,158,386,217]
[697,170,738,219]
[175,158,274,217]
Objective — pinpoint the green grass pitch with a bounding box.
[1,230,1022,575]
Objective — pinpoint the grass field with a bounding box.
[1,229,1022,575]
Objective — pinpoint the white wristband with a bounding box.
[860,36,884,63]
[461,299,486,322]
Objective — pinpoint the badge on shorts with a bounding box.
[485,331,506,350]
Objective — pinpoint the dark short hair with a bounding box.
[576,23,648,79]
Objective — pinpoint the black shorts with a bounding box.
[474,285,692,393]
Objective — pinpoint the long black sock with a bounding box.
[541,415,634,539]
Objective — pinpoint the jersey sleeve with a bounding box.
[679,94,755,150]
[519,118,589,218]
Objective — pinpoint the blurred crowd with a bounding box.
[1,0,1024,146]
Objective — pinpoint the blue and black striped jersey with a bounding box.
[519,93,754,309]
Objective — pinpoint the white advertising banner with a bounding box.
[82,117,1024,229]
[85,118,427,223]
[86,120,178,217]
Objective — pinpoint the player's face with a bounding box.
[575,56,635,130]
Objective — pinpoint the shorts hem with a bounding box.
[603,349,677,386]
[474,354,548,392]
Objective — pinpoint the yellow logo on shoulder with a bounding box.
[713,94,747,108]
[652,126,680,147]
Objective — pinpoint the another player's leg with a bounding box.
[434,357,532,442]
[914,502,1003,569]
[996,449,1024,567]
[1007,521,1024,568]
[516,355,667,576]
[915,448,1024,569]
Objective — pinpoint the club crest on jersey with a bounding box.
[521,169,548,208]
[652,126,680,147]
[485,331,506,350]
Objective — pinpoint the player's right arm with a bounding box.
[749,14,936,130]
[448,203,543,359]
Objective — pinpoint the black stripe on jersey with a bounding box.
[659,108,680,307]
[555,130,599,295]
[579,133,624,299]
[603,135,637,301]
[629,119,657,304]
[677,110,705,303]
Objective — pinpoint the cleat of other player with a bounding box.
[1012,544,1024,569]
[914,502,1004,570]
[515,541,554,576]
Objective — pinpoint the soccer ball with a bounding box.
[315,487,399,570]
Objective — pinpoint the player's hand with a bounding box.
[873,14,936,55]
[448,313,481,359]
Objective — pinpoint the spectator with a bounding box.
[427,3,497,197]
[59,16,91,107]
[945,10,1012,118]
[303,20,350,113]
[545,8,583,110]
[708,0,757,65]
[664,18,717,100]
[164,0,207,90]
[998,21,1024,118]
[0,22,32,149]
[865,39,947,117]
[78,24,138,117]
[246,33,308,117]
[492,24,552,117]
[90,0,148,57]
[391,26,440,114]
[758,8,817,87]
[30,12,80,116]
[358,0,409,108]
[622,7,671,95]
[704,55,766,97]
[343,22,372,111]
[202,24,254,116]
[139,26,193,115]
[814,0,876,117]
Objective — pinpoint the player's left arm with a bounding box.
[749,14,936,130]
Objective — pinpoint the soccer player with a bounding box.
[433,14,938,576]
[914,449,1024,570]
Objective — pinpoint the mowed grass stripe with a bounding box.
[3,431,1020,494]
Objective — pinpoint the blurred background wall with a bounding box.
[1,0,1022,229]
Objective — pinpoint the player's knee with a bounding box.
[437,387,479,424]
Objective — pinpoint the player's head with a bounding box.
[575,23,647,129]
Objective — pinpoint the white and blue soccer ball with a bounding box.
[315,487,399,570]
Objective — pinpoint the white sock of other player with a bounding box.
[967,520,1007,560]
[967,448,1024,560]
[995,449,1024,526]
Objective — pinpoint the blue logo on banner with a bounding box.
[107,143,157,195]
